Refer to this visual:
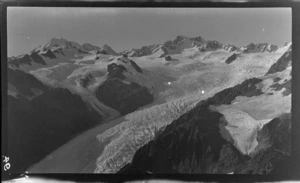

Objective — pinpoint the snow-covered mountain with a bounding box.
[242,43,278,53]
[6,35,291,174]
[20,35,291,174]
[119,44,292,174]
[121,35,277,58]
[7,67,103,173]
[93,56,154,115]
[8,37,118,71]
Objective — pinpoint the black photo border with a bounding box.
[1,0,300,182]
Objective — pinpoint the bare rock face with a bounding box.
[130,44,160,57]
[7,69,102,173]
[235,113,291,174]
[119,111,291,174]
[52,47,65,56]
[30,52,46,65]
[266,46,292,75]
[100,44,118,55]
[270,79,291,96]
[243,43,278,53]
[225,53,237,64]
[163,35,187,50]
[190,36,205,43]
[205,40,223,50]
[118,77,290,174]
[223,44,238,52]
[7,68,48,98]
[8,51,47,68]
[164,55,172,61]
[118,108,239,174]
[42,49,56,59]
[95,61,153,115]
[78,73,94,88]
[9,54,32,67]
[107,63,128,80]
[95,79,153,115]
[129,60,143,73]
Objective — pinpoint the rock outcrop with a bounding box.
[225,53,238,64]
[270,79,291,96]
[164,55,172,61]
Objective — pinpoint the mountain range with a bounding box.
[8,35,281,70]
[6,35,291,174]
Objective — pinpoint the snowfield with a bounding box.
[28,42,290,173]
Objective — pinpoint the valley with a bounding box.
[6,35,291,174]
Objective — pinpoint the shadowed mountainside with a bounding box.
[118,76,290,174]
[95,59,153,115]
[7,69,102,173]
[266,45,292,75]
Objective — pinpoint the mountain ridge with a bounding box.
[121,35,284,57]
[6,34,292,174]
[9,35,288,59]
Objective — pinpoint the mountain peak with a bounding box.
[49,37,68,43]
[102,44,112,49]
[99,44,117,55]
[243,42,278,53]
[44,37,69,49]
[173,35,189,42]
[175,35,188,39]
[190,36,205,43]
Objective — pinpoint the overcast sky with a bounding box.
[7,7,291,57]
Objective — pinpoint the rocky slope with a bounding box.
[7,37,118,71]
[243,43,278,53]
[7,68,102,173]
[118,47,292,174]
[225,53,238,64]
[7,36,290,174]
[95,56,153,115]
[122,35,277,58]
[7,67,48,98]
[266,44,292,75]
[118,79,290,174]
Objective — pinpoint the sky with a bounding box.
[7,7,291,57]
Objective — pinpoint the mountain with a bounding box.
[7,37,154,120]
[8,67,48,99]
[118,112,290,174]
[7,37,118,71]
[82,43,101,51]
[266,44,292,75]
[127,44,161,57]
[122,35,277,58]
[223,44,239,52]
[97,44,118,55]
[117,46,292,174]
[6,36,290,174]
[33,37,89,55]
[95,56,154,115]
[7,68,103,173]
[242,43,278,53]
